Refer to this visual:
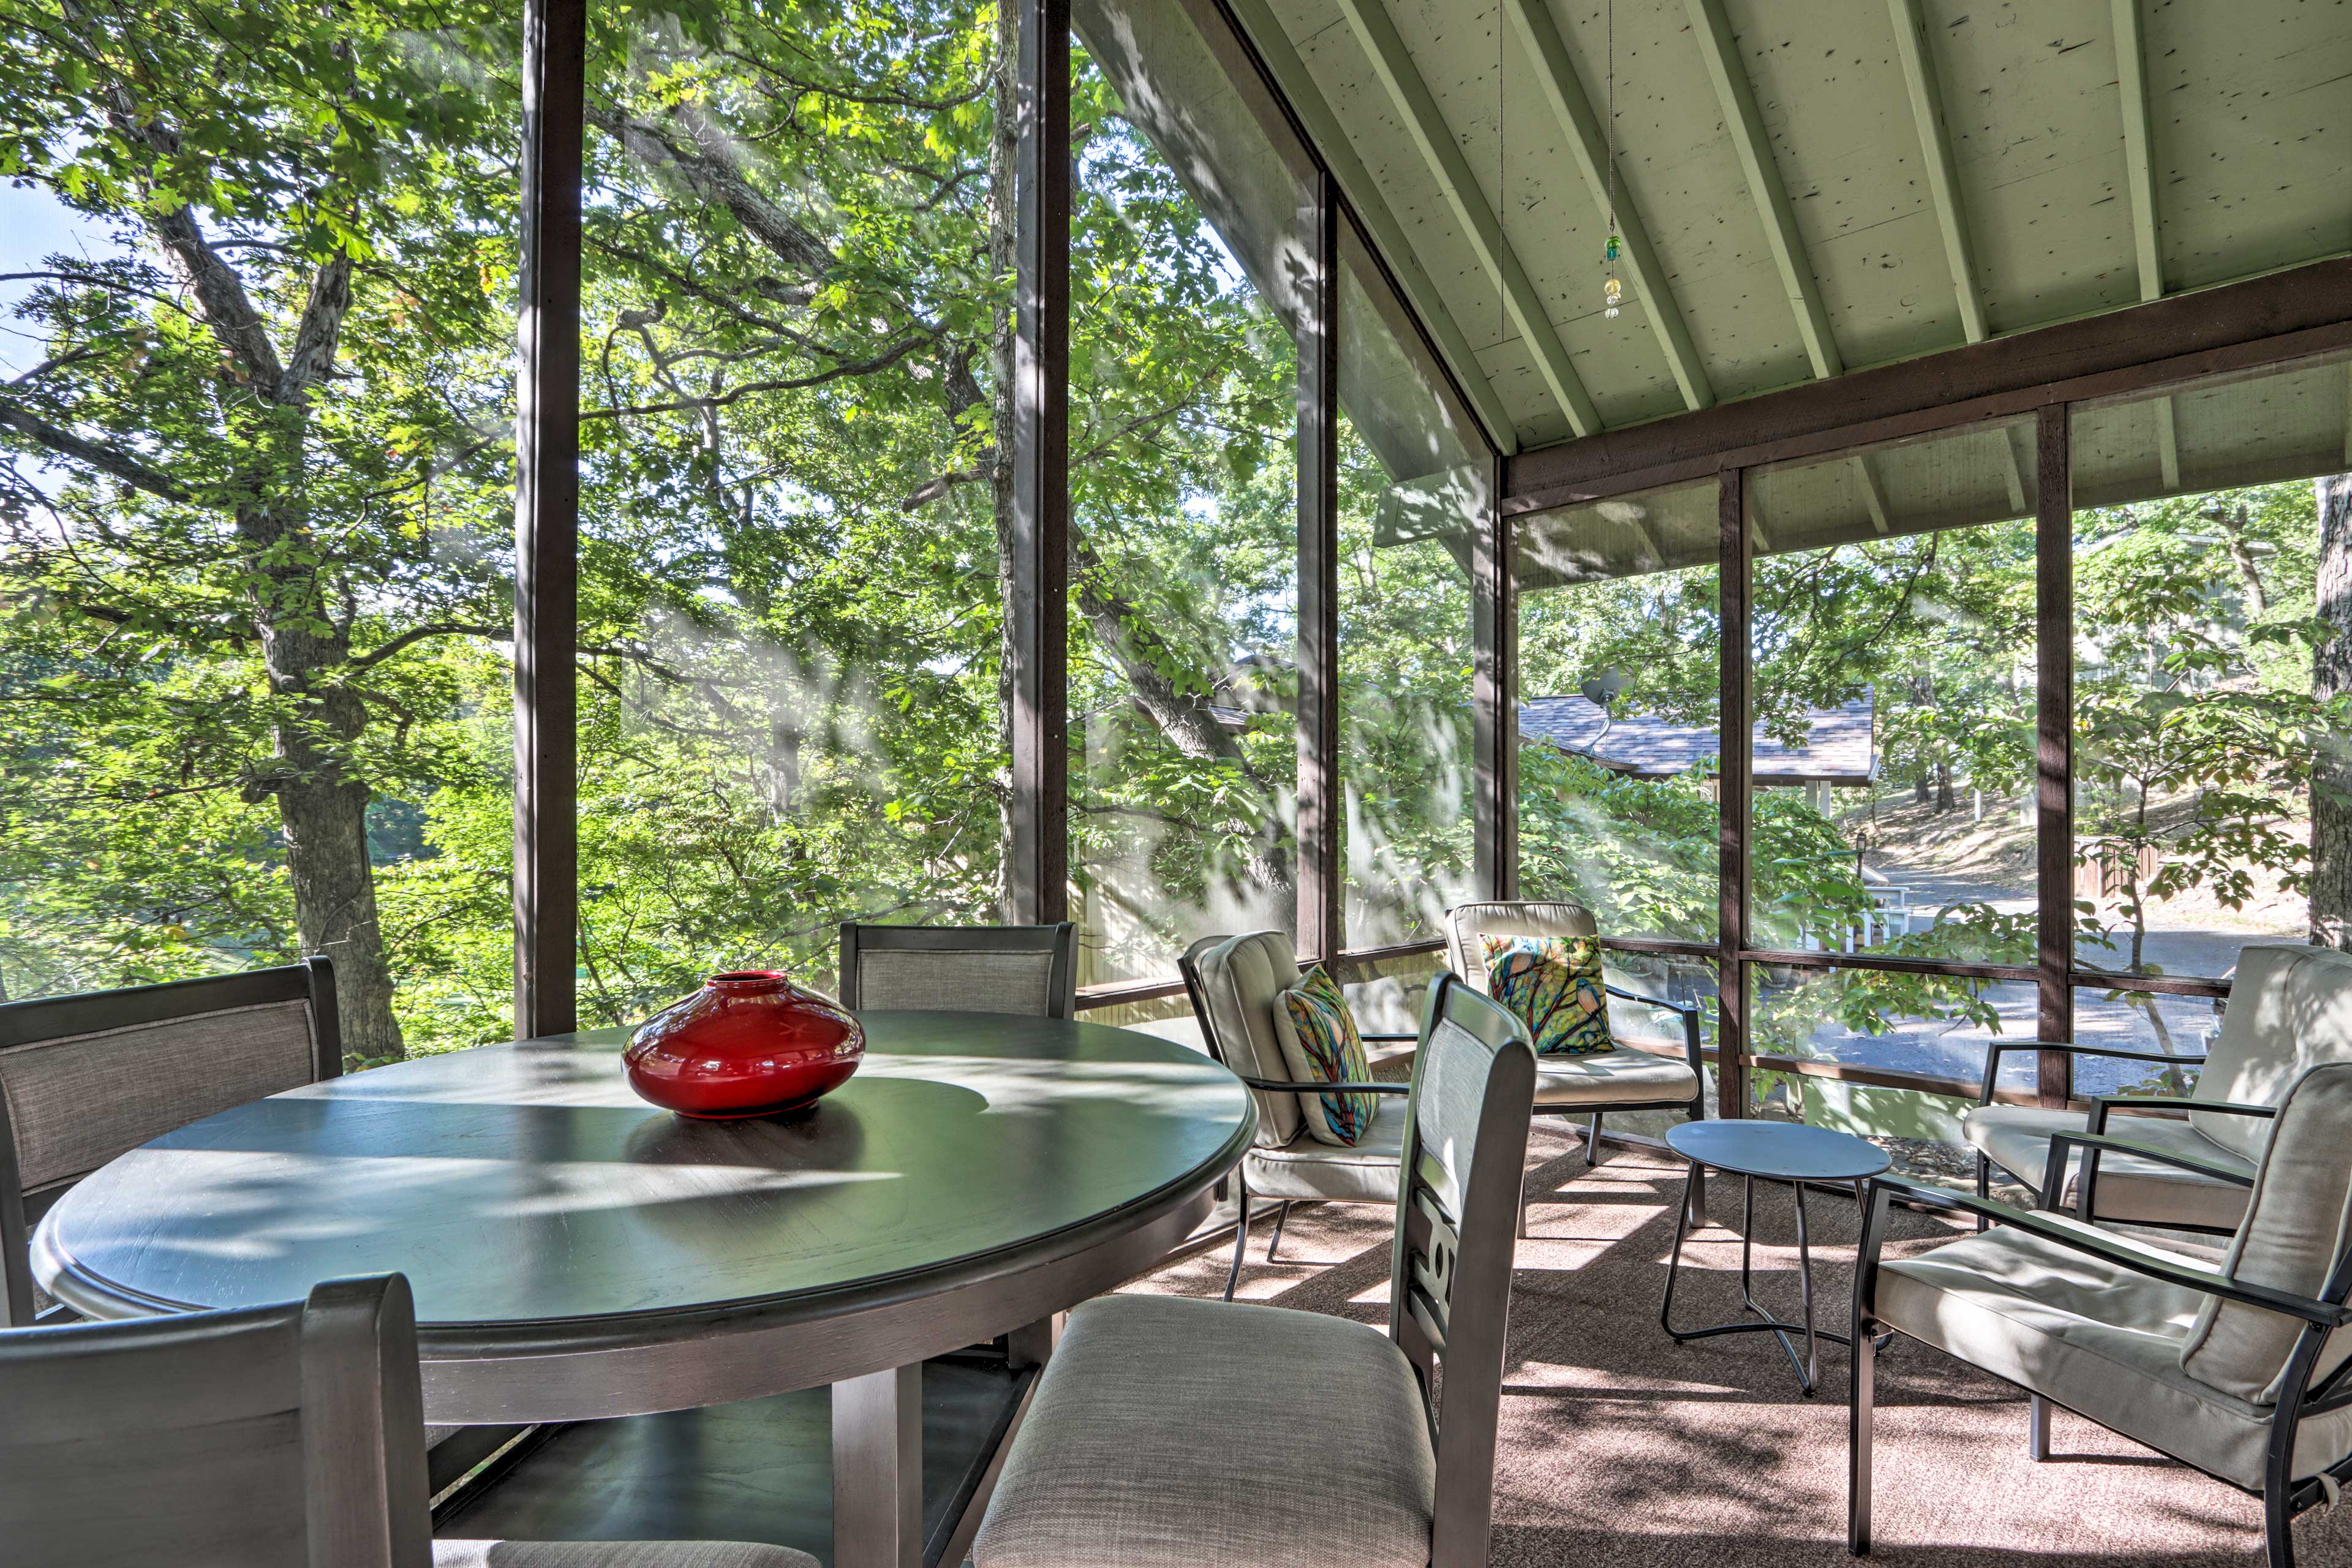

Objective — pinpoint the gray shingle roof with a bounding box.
[1519,695,1877,784]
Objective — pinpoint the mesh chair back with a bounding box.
[0,1273,430,1568]
[1388,973,1536,1568]
[838,923,1077,1019]
[1442,902,1599,995]
[0,959,339,1325]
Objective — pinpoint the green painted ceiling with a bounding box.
[1231,0,2352,457]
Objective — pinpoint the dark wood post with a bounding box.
[513,0,585,1039]
[1008,0,1071,927]
[1295,170,1342,961]
[2036,404,2075,1102]
[1472,450,1515,902]
[1717,467,1751,1119]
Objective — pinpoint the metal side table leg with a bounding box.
[1662,1169,1849,1397]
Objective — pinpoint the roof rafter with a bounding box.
[1886,0,1988,344]
[1852,454,1890,533]
[2109,0,2182,487]
[1222,0,1521,454]
[2111,0,2163,303]
[1683,0,1842,380]
[1502,0,1713,411]
[1332,0,1603,437]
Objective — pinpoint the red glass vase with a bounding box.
[624,971,864,1120]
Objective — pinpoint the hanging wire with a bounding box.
[1498,0,1507,343]
[1602,0,1624,318]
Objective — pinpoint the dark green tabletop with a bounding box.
[34,1012,1254,1333]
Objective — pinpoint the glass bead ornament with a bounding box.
[1602,235,1623,319]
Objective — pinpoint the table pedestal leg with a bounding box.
[1007,1313,1062,1370]
[833,1363,922,1568]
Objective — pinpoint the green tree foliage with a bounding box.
[0,0,1400,1046]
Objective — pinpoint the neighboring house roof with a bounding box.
[1519,695,1877,785]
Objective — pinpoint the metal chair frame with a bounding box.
[1392,973,1539,1568]
[1967,1039,2286,1237]
[837,921,1077,1019]
[0,957,341,1326]
[0,1272,430,1567]
[1850,1175,2352,1567]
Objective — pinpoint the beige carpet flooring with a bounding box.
[1124,1121,2352,1567]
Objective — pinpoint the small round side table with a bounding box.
[1658,1119,1891,1396]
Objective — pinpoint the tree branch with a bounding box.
[343,621,510,671]
[583,333,933,419]
[0,401,192,503]
[105,92,287,396]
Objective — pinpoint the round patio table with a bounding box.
[32,1010,1254,1568]
[1657,1118,1890,1397]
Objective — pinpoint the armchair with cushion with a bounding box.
[1964,944,2352,1234]
[1444,902,1707,1235]
[1852,1060,2352,1567]
[1178,931,1419,1298]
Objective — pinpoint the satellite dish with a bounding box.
[1580,668,1631,709]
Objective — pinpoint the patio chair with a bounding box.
[971,971,1537,1568]
[1850,1060,2352,1567]
[1963,944,2352,1235]
[1177,930,1420,1299]
[837,921,1077,1019]
[0,958,343,1327]
[1444,902,1708,1235]
[0,1270,813,1568]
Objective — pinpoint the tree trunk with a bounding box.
[2312,472,2352,948]
[240,491,404,1064]
[1936,758,1956,812]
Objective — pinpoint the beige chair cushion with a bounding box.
[0,1000,319,1194]
[2190,944,2352,1161]
[1534,1047,1700,1108]
[1962,1102,2255,1232]
[974,1294,1436,1568]
[1877,1220,2352,1488]
[1444,902,1598,992]
[1244,1096,1405,1203]
[1193,932,1305,1147]
[2182,1062,2352,1402]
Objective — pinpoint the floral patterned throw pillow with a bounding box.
[1480,933,1614,1055]
[1275,964,1378,1146]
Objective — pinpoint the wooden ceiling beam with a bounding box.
[1684,0,1842,381]
[1502,255,2352,511]
[1221,0,1521,454]
[1887,0,1987,345]
[1333,0,1602,436]
[1502,0,1713,411]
